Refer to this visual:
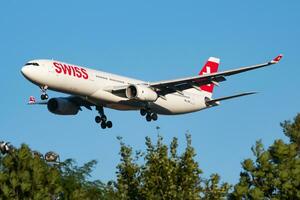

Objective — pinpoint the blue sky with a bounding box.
[1,0,300,184]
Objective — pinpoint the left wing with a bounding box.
[150,54,282,96]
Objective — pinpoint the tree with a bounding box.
[0,144,113,200]
[281,113,300,150]
[202,174,231,200]
[59,158,109,200]
[115,134,230,200]
[0,144,63,200]
[230,114,300,199]
[115,136,142,200]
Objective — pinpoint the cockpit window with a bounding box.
[25,62,39,66]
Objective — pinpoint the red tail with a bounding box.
[199,57,220,93]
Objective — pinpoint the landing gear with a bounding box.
[41,94,48,100]
[98,120,112,129]
[146,114,152,122]
[141,108,158,122]
[95,116,101,123]
[151,113,158,121]
[140,109,147,116]
[95,106,113,129]
[106,121,113,128]
[40,86,48,100]
[101,122,107,129]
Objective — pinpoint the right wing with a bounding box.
[149,54,283,96]
[109,54,283,97]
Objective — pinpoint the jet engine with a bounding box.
[47,98,80,115]
[126,85,158,102]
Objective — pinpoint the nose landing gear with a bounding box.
[140,109,158,122]
[40,86,49,100]
[95,106,113,129]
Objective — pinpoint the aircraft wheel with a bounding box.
[140,109,147,116]
[146,114,152,122]
[95,116,101,123]
[106,121,113,128]
[101,122,107,129]
[151,113,158,121]
[41,94,48,100]
[101,115,107,122]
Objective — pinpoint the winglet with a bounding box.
[270,54,283,64]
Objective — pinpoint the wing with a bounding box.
[67,96,94,110]
[150,54,283,96]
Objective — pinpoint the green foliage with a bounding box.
[202,174,231,200]
[59,159,112,200]
[230,114,300,199]
[115,137,141,200]
[281,114,300,150]
[0,144,63,200]
[0,145,113,200]
[0,134,230,199]
[7,112,300,199]
[115,134,230,200]
[2,111,299,200]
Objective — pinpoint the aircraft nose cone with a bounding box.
[21,66,29,76]
[21,65,32,79]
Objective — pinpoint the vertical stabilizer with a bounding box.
[198,57,220,97]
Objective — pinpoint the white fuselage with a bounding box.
[21,59,209,115]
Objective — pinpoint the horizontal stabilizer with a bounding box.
[28,101,47,105]
[28,96,47,105]
[205,92,257,106]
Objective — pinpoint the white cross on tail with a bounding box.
[202,66,211,86]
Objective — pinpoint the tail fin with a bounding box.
[199,57,220,95]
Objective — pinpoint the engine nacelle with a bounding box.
[47,98,79,115]
[126,85,158,102]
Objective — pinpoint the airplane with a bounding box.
[21,54,283,129]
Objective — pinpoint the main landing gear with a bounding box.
[95,106,113,129]
[40,86,49,100]
[140,109,158,122]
